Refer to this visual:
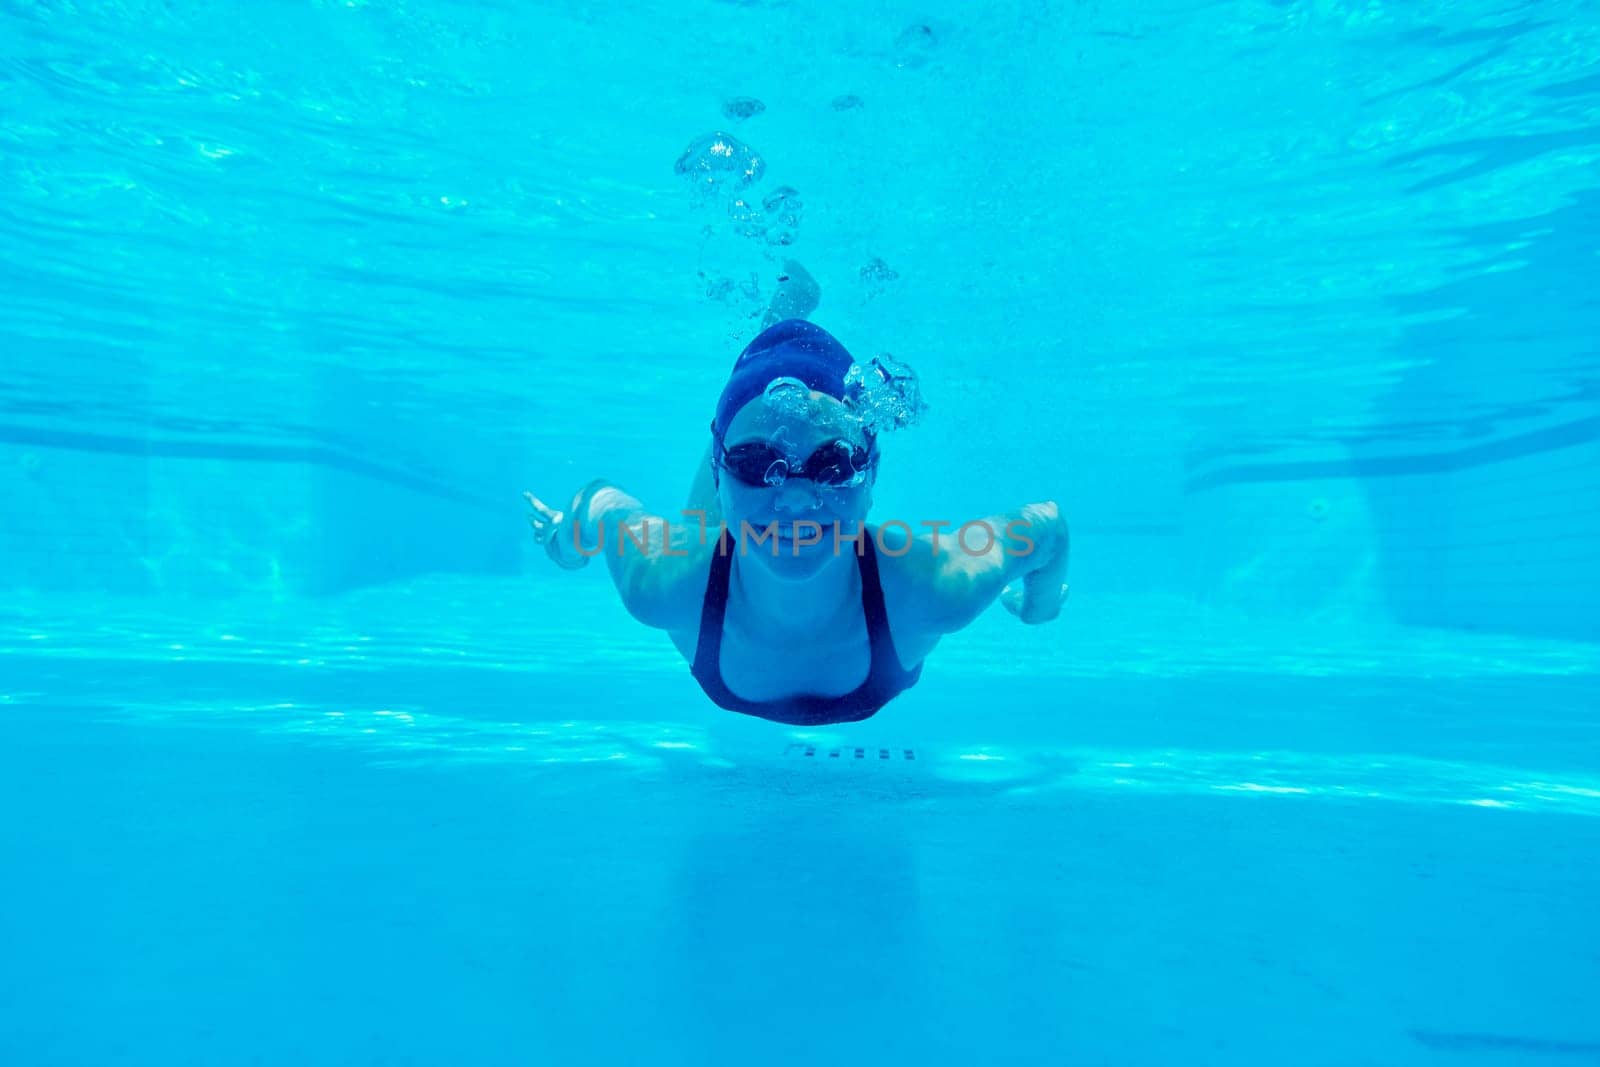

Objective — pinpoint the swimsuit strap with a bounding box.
[689,526,736,685]
[856,526,899,666]
[690,524,922,725]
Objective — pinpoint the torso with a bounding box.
[666,530,942,702]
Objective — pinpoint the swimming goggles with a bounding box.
[716,437,875,488]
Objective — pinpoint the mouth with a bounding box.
[766,523,818,549]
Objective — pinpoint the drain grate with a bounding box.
[785,743,916,761]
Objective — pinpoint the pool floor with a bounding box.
[1,659,1597,1066]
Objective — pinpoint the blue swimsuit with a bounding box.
[690,525,924,725]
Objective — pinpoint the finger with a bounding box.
[1030,587,1068,623]
[523,491,562,522]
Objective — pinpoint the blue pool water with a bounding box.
[2,2,1599,1064]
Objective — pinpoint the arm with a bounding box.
[915,501,1069,632]
[526,481,710,631]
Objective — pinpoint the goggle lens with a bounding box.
[722,440,872,488]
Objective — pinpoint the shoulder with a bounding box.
[868,521,998,636]
[868,521,935,575]
[868,523,951,643]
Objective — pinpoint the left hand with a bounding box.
[1001,501,1069,624]
[1001,579,1069,624]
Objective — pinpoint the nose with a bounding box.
[772,477,822,513]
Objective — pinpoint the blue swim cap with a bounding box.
[710,319,870,445]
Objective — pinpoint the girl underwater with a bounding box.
[524,319,1069,725]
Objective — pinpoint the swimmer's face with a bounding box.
[717,385,875,581]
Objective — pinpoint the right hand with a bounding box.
[523,490,588,570]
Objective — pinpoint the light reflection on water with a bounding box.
[3,581,1597,679]
[9,692,1592,818]
[4,583,1596,816]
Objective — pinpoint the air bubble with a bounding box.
[860,256,899,301]
[762,377,812,421]
[699,269,761,306]
[674,131,766,201]
[727,195,765,239]
[846,352,928,434]
[894,23,938,68]
[722,96,766,121]
[761,185,803,246]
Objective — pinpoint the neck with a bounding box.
[727,544,861,635]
